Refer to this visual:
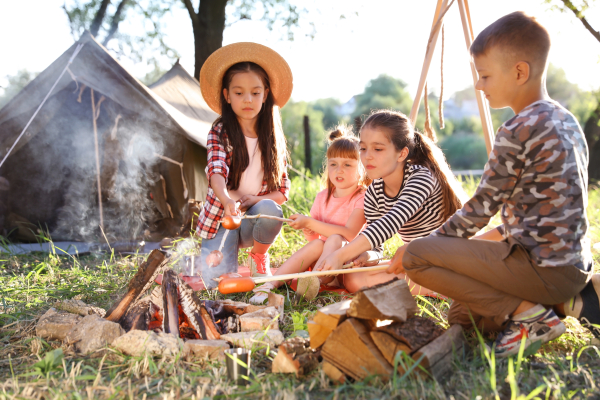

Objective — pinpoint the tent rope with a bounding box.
[439,25,445,129]
[0,43,85,170]
[423,82,436,142]
[154,153,189,200]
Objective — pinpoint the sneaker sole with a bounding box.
[496,321,566,358]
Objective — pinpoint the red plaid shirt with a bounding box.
[196,123,291,239]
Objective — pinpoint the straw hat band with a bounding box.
[200,42,293,114]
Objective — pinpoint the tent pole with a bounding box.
[90,89,105,232]
[409,0,448,126]
[457,0,495,154]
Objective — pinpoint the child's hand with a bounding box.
[223,199,239,217]
[386,245,406,275]
[289,214,311,230]
[350,252,370,268]
[238,195,259,211]
[314,252,343,272]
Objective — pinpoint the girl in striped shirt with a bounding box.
[315,110,466,294]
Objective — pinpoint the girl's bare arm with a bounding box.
[291,209,366,242]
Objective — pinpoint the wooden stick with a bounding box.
[457,0,495,154]
[216,262,392,284]
[90,89,104,231]
[241,214,293,223]
[409,0,450,126]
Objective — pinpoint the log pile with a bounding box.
[308,279,467,382]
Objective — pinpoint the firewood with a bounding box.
[411,325,467,381]
[105,250,167,322]
[322,361,346,384]
[313,300,351,330]
[161,270,180,335]
[271,346,318,377]
[376,317,445,352]
[347,279,418,323]
[370,331,412,366]
[267,292,285,323]
[308,300,351,350]
[321,318,393,381]
[120,299,151,332]
[177,276,220,340]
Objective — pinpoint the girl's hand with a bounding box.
[314,252,344,272]
[350,251,370,268]
[223,199,239,217]
[386,245,406,275]
[238,194,259,211]
[289,214,311,230]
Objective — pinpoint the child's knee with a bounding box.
[402,238,429,273]
[325,234,344,247]
[252,199,283,217]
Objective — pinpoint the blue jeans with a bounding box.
[198,199,283,289]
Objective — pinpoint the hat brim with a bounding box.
[200,42,293,114]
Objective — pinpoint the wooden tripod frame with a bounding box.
[409,0,495,154]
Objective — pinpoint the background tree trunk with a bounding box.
[585,103,600,181]
[184,0,228,79]
[90,0,112,37]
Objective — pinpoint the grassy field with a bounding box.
[0,175,599,399]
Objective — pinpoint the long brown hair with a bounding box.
[214,62,288,192]
[322,126,372,205]
[362,110,466,221]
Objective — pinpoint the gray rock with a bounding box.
[36,308,82,341]
[220,329,284,349]
[239,306,279,331]
[183,339,230,361]
[112,330,183,358]
[65,314,125,354]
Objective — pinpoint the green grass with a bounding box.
[0,173,599,399]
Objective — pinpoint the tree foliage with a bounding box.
[0,69,39,109]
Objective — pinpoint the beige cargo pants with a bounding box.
[403,236,591,328]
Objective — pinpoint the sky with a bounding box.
[0,0,599,104]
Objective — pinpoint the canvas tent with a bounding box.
[0,32,217,243]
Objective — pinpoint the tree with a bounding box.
[63,0,179,65]
[64,1,317,79]
[0,69,39,109]
[281,101,326,173]
[546,0,600,180]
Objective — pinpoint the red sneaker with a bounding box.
[249,252,271,277]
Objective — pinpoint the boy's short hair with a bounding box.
[470,11,551,77]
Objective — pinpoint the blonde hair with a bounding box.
[322,125,372,205]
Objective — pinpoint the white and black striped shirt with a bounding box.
[361,163,445,252]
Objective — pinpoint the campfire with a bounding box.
[104,250,244,339]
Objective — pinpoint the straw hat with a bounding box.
[200,42,293,114]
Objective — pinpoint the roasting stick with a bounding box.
[215,261,391,294]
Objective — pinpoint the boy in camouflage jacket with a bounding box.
[400,11,598,357]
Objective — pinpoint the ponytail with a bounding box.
[362,110,467,221]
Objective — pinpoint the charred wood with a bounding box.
[105,250,167,322]
[162,270,180,335]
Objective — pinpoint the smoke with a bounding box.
[51,105,167,242]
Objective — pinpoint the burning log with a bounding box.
[120,299,151,331]
[105,250,167,322]
[176,275,221,340]
[162,270,180,335]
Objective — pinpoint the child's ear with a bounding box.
[515,61,530,86]
[398,147,409,163]
[223,88,231,104]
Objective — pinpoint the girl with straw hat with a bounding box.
[195,42,293,288]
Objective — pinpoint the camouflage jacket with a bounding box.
[435,100,592,268]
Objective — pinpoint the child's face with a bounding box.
[223,72,269,124]
[473,47,517,109]
[359,127,407,180]
[327,157,360,191]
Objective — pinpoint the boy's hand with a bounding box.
[238,195,259,211]
[223,199,239,217]
[288,214,311,230]
[386,245,406,275]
